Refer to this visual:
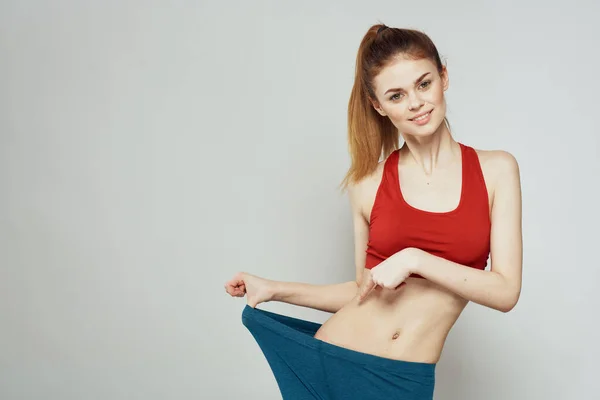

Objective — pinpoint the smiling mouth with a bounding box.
[410,110,433,121]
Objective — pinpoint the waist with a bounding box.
[314,278,468,363]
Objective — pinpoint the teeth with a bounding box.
[414,112,430,121]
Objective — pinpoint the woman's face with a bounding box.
[371,57,449,138]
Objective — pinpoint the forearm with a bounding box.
[271,280,358,313]
[414,251,520,312]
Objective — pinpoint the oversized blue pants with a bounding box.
[241,305,436,399]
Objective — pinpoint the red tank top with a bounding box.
[365,143,491,277]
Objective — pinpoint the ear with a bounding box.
[440,66,449,92]
[370,98,387,116]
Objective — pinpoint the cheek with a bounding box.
[384,89,447,127]
[422,88,447,121]
[387,107,406,122]
[424,86,445,105]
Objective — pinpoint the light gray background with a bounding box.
[1,1,599,399]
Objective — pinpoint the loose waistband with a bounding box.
[241,305,436,377]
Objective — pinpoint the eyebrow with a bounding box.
[383,72,431,95]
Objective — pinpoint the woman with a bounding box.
[225,24,522,400]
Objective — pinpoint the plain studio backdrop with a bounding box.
[1,1,599,399]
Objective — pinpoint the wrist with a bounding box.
[405,247,426,275]
[268,280,283,302]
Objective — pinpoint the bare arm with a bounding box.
[271,281,358,313]
[269,181,371,313]
[413,151,523,312]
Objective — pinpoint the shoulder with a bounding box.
[471,147,521,212]
[347,156,388,219]
[473,147,520,185]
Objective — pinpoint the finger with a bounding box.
[232,283,245,292]
[225,281,244,293]
[227,278,243,286]
[225,283,245,296]
[359,277,376,302]
[371,273,383,288]
[360,282,376,302]
[229,289,244,297]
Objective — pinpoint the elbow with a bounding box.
[495,273,522,313]
[498,291,521,313]
[498,302,515,313]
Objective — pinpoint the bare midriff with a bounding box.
[313,276,468,364]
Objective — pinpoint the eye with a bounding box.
[390,92,403,101]
[419,80,431,89]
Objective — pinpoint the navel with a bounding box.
[391,331,401,340]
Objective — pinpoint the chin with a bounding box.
[407,128,437,137]
[401,117,445,138]
[402,126,439,139]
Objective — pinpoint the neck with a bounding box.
[400,122,458,175]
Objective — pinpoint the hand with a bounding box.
[224,271,275,308]
[358,248,421,302]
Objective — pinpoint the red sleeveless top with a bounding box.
[365,143,491,277]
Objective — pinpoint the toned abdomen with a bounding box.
[313,277,468,364]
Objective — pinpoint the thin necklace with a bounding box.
[408,148,459,186]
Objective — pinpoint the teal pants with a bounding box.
[241,305,436,399]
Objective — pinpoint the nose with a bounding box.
[408,92,423,111]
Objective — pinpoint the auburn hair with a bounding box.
[339,24,450,191]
